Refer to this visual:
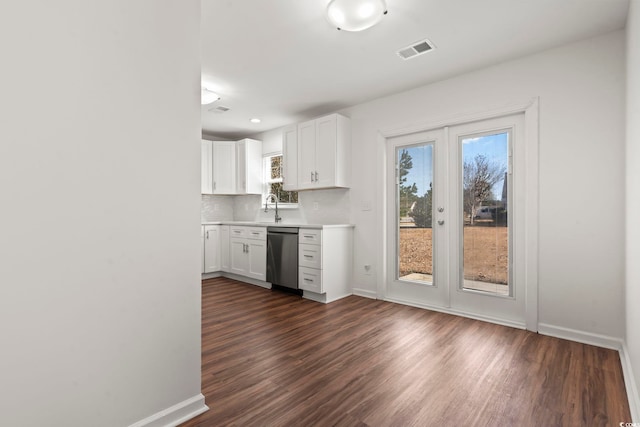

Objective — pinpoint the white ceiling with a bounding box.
[201,0,629,139]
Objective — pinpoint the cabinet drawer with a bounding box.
[299,244,322,269]
[299,266,323,293]
[230,226,247,238]
[246,227,266,241]
[299,229,322,245]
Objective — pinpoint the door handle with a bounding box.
[206,231,209,239]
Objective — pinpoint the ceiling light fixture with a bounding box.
[201,87,220,105]
[250,118,261,124]
[326,0,387,32]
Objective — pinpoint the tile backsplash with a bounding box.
[201,195,234,221]
[201,188,351,225]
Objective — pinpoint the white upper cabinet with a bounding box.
[201,140,214,195]
[201,139,262,195]
[296,113,351,190]
[236,138,262,195]
[212,141,237,194]
[282,125,298,191]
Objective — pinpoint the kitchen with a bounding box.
[200,113,354,303]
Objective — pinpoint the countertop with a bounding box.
[201,221,354,229]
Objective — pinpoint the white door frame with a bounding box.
[375,98,539,331]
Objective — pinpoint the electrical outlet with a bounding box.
[364,264,372,275]
[313,202,319,211]
[214,204,219,211]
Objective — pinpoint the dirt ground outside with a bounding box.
[399,225,508,284]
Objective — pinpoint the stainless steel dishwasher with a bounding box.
[266,227,300,293]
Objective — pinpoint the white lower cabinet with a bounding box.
[229,226,267,281]
[230,239,248,275]
[298,227,353,303]
[203,225,221,273]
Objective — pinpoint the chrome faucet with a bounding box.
[264,193,282,223]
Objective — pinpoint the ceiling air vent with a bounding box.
[209,105,230,113]
[397,39,435,60]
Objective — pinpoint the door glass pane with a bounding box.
[461,132,510,295]
[397,143,434,284]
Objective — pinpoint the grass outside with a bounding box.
[399,225,508,284]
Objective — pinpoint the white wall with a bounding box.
[626,0,640,418]
[343,30,626,339]
[0,2,204,426]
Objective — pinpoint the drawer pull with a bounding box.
[304,255,313,258]
[304,278,313,282]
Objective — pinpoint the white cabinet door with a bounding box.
[213,141,236,194]
[220,225,230,272]
[282,125,298,191]
[294,114,350,191]
[201,226,206,273]
[203,225,220,273]
[236,140,247,194]
[247,240,266,281]
[229,238,249,275]
[201,140,213,194]
[297,119,316,190]
[236,138,263,194]
[315,115,338,188]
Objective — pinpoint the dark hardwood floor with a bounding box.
[181,277,631,427]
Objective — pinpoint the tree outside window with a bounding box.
[264,154,298,204]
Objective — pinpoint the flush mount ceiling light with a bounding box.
[326,0,387,31]
[250,118,261,124]
[201,87,220,105]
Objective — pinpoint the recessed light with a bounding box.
[250,118,261,124]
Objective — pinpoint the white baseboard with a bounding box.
[384,296,526,330]
[352,288,378,299]
[201,272,222,280]
[620,343,640,422]
[537,323,623,350]
[128,394,208,427]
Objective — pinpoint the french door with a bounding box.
[385,114,528,328]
